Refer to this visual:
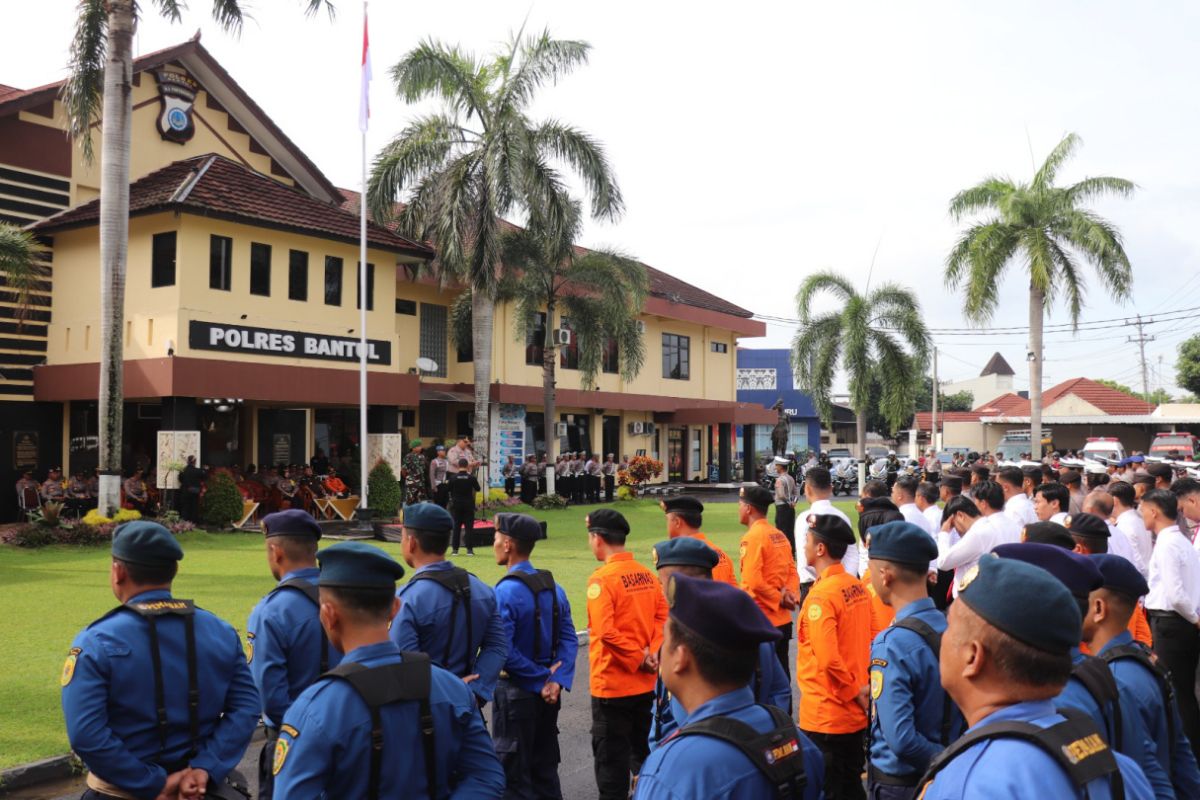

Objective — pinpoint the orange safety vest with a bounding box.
[797,563,873,734]
[586,551,668,699]
[690,532,738,587]
[739,518,800,627]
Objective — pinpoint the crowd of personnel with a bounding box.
[56,448,1200,799]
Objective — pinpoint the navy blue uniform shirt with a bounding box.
[493,560,578,694]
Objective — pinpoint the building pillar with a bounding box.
[719,422,732,482]
[742,424,757,483]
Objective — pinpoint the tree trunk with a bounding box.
[1029,284,1045,461]
[543,301,557,492]
[471,290,494,492]
[97,1,136,517]
[856,409,868,490]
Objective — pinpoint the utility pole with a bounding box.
[1128,315,1155,402]
[931,347,939,452]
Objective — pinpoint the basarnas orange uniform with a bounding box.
[796,563,873,733]
[691,532,737,586]
[739,518,800,627]
[587,551,669,698]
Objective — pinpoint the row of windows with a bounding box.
[150,233,374,310]
[523,313,621,374]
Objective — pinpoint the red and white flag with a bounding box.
[358,3,371,133]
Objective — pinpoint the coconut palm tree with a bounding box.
[945,133,1134,456]
[368,28,623,489]
[792,271,930,466]
[0,224,47,326]
[450,203,647,463]
[62,0,333,515]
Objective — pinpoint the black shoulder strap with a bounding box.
[411,567,475,673]
[1101,642,1176,755]
[272,578,329,672]
[1068,656,1124,751]
[499,569,560,662]
[670,705,807,799]
[322,653,436,800]
[123,599,200,760]
[893,617,954,746]
[918,707,1124,800]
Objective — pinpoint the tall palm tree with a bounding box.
[0,223,47,326]
[62,0,333,515]
[368,28,623,490]
[792,271,930,469]
[946,133,1134,456]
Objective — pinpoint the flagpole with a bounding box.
[358,0,369,514]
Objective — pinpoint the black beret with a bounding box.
[587,508,630,537]
[262,509,322,540]
[318,541,404,588]
[1066,512,1110,540]
[993,542,1103,600]
[1022,521,1075,550]
[403,502,453,533]
[667,573,781,650]
[1090,554,1149,600]
[957,555,1081,654]
[112,521,184,566]
[653,537,719,570]
[739,484,773,511]
[867,520,937,567]
[805,512,856,546]
[495,512,544,542]
[662,496,704,515]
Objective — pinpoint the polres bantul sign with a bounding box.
[188,321,391,365]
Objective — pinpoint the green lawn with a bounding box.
[0,497,858,769]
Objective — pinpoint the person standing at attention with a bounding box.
[661,495,737,586]
[447,458,481,557]
[737,485,800,678]
[773,456,799,551]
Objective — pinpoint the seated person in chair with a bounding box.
[41,467,66,504]
[123,468,154,514]
[66,469,93,514]
[323,468,350,499]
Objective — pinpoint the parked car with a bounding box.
[996,429,1054,462]
[1150,432,1200,460]
[936,447,971,465]
[866,446,890,460]
[1081,437,1126,464]
[827,447,853,462]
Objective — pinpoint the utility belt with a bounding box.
[867,764,920,788]
[1146,609,1188,620]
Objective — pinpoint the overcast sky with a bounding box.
[5,1,1198,397]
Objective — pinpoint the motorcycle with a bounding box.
[830,460,858,495]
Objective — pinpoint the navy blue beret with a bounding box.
[587,509,630,537]
[805,512,856,546]
[403,502,453,533]
[112,521,183,566]
[867,520,937,567]
[495,512,544,542]
[667,573,781,650]
[993,542,1103,599]
[1090,554,1149,600]
[739,484,773,511]
[1066,512,1110,539]
[662,496,704,515]
[653,537,719,570]
[262,509,322,540]
[318,541,404,588]
[1022,521,1075,550]
[957,555,1082,654]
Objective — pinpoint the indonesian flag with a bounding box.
[358,4,371,133]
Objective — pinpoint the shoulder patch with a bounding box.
[807,603,822,622]
[272,737,290,776]
[245,632,255,664]
[587,583,602,601]
[739,543,748,560]
[60,647,81,687]
[871,658,888,667]
[280,723,300,738]
[870,669,884,700]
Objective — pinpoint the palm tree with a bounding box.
[368,28,623,490]
[792,271,930,469]
[451,203,647,465]
[62,0,333,515]
[0,224,47,326]
[946,133,1134,457]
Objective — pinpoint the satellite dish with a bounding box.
[416,357,438,373]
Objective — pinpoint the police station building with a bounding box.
[0,37,773,518]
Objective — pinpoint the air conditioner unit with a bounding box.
[644,422,657,436]
[628,421,644,435]
[554,422,569,436]
[635,320,646,334]
[553,328,571,346]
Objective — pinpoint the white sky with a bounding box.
[4,1,1199,397]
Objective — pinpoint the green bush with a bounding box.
[2,522,112,548]
[532,494,569,510]
[616,485,636,501]
[368,460,402,520]
[202,471,245,529]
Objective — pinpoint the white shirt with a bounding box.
[1105,521,1138,566]
[938,516,996,597]
[1051,512,1069,525]
[1004,493,1038,527]
[802,498,860,582]
[921,503,944,533]
[985,511,1023,548]
[899,502,939,571]
[1145,525,1200,624]
[1114,509,1152,578]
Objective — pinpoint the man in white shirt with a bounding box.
[1142,488,1200,760]
[800,466,859,585]
[915,481,943,533]
[972,480,1022,547]
[937,494,992,597]
[1080,491,1139,567]
[1109,481,1152,578]
[892,475,934,536]
[997,466,1037,527]
[1034,482,1071,525]
[1172,477,1200,553]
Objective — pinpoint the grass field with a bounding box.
[0,497,859,769]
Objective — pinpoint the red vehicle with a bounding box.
[1150,432,1200,460]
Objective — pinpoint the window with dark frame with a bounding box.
[525,312,547,366]
[419,303,448,377]
[249,242,271,296]
[151,232,176,288]
[288,250,308,301]
[662,333,690,380]
[209,235,232,291]
[324,256,343,306]
[355,262,375,310]
[457,336,473,362]
[559,317,579,370]
[711,341,728,354]
[601,337,619,374]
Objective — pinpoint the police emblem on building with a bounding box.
[154,70,199,143]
